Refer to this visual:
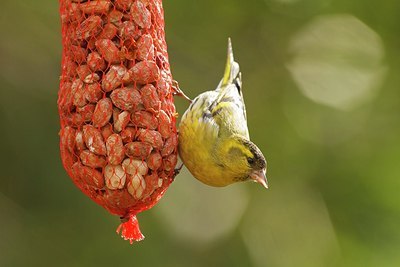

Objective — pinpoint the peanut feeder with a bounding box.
[58,0,178,243]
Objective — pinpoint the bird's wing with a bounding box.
[209,38,249,139]
[183,39,249,141]
[184,90,221,143]
[209,83,249,139]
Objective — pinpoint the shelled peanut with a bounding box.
[58,0,178,217]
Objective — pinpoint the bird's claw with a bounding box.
[174,162,184,176]
[172,80,192,103]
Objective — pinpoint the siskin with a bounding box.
[178,39,268,188]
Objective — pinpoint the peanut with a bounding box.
[102,65,129,92]
[115,0,133,11]
[137,129,163,150]
[104,164,127,190]
[101,123,114,140]
[114,110,131,133]
[61,3,82,24]
[87,52,106,72]
[131,111,158,130]
[58,81,74,112]
[155,52,168,70]
[59,126,76,154]
[120,127,136,143]
[125,142,153,158]
[130,60,160,84]
[64,112,84,127]
[62,60,77,78]
[136,34,154,61]
[72,79,87,107]
[95,39,120,64]
[76,64,99,83]
[120,46,136,61]
[130,0,151,29]
[122,158,148,176]
[84,83,103,103]
[76,104,95,122]
[69,45,87,64]
[140,84,160,111]
[79,0,111,15]
[163,153,178,172]
[76,15,103,40]
[92,98,113,127]
[158,110,172,138]
[141,172,159,200]
[75,130,86,152]
[147,152,162,171]
[80,150,107,168]
[110,87,142,111]
[156,77,170,100]
[108,10,124,26]
[83,125,107,156]
[106,134,125,165]
[118,21,137,40]
[98,23,118,39]
[72,162,105,189]
[127,173,146,199]
[161,101,176,115]
[161,134,177,157]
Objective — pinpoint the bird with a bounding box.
[178,38,268,188]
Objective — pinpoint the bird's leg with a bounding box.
[172,80,192,103]
[174,162,184,176]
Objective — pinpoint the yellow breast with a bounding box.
[178,104,236,187]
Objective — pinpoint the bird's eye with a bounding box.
[247,157,254,165]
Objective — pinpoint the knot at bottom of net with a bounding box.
[116,215,144,244]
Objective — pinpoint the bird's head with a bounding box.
[216,135,268,188]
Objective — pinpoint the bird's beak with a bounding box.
[250,169,268,189]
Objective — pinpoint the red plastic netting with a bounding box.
[58,0,178,243]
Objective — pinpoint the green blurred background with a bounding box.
[1,0,399,266]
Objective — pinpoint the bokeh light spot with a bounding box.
[241,181,340,267]
[264,0,331,16]
[287,14,386,110]
[155,169,249,244]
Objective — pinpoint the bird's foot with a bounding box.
[172,80,192,103]
[174,162,184,176]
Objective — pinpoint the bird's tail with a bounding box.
[220,38,241,88]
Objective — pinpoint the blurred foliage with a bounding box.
[1,0,400,266]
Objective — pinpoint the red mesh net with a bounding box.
[58,0,178,243]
